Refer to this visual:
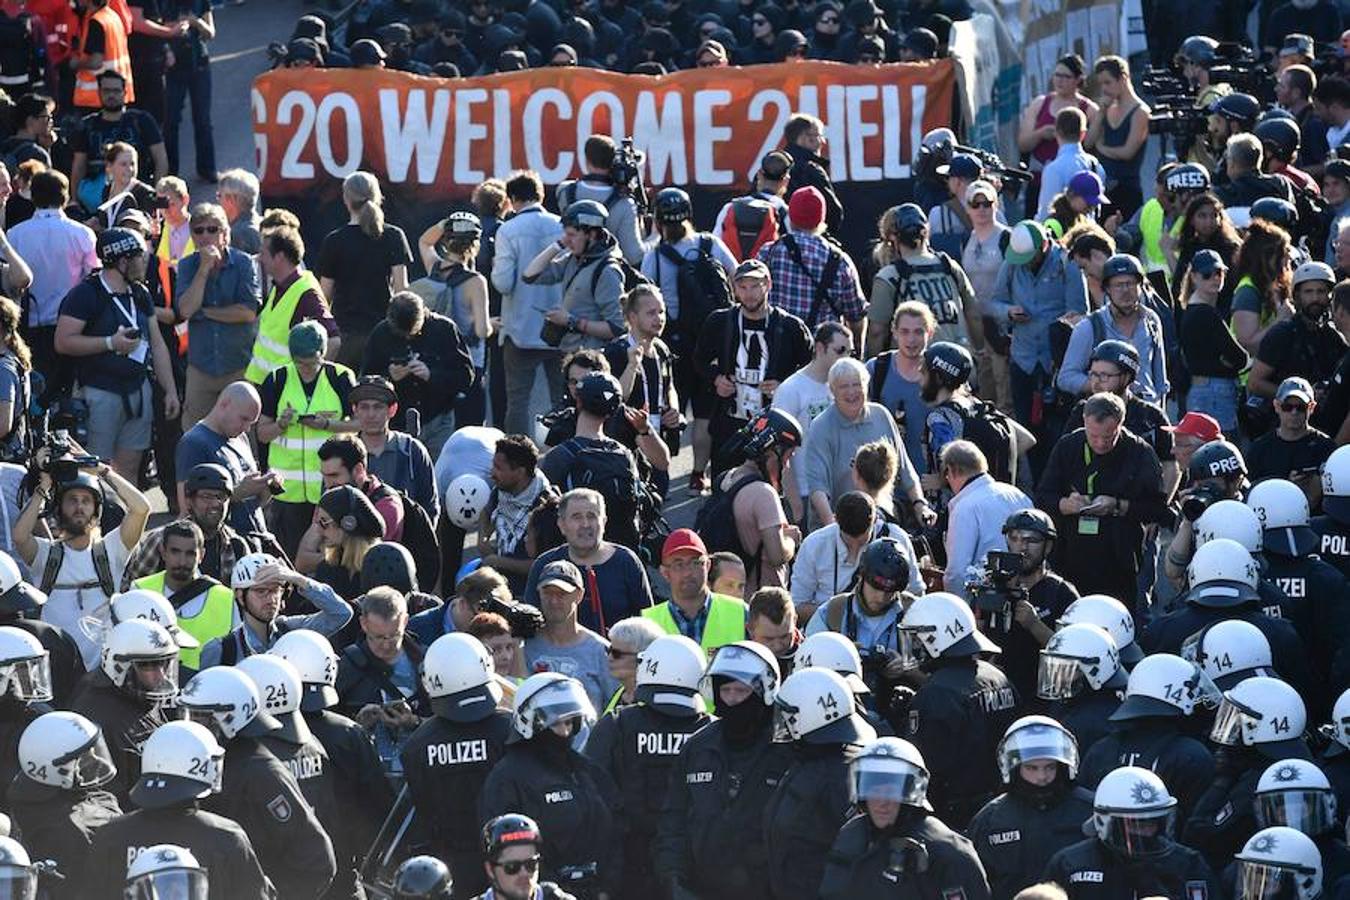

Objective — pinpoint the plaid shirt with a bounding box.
[757,230,866,327]
[122,519,266,590]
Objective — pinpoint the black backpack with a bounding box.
[589,255,650,297]
[658,236,732,333]
[693,473,763,567]
[392,486,441,592]
[944,397,1017,483]
[554,437,644,551]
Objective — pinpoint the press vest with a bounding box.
[1138,199,1169,279]
[246,270,321,383]
[133,570,235,670]
[642,594,745,653]
[270,362,350,504]
[72,4,133,108]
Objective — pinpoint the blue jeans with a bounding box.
[165,64,215,177]
[1185,377,1239,435]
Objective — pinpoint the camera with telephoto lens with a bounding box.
[1181,481,1228,522]
[965,550,1027,634]
[481,592,544,639]
[610,137,649,214]
[39,431,101,483]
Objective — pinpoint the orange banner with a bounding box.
[251,60,956,199]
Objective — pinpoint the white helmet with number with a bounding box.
[0,549,45,617]
[1248,479,1319,556]
[1037,623,1124,701]
[850,737,931,810]
[179,666,276,742]
[0,627,50,703]
[16,711,116,791]
[1182,619,1275,689]
[231,553,281,590]
[125,844,209,900]
[236,654,311,745]
[1092,766,1178,859]
[272,629,340,713]
[1057,595,1143,667]
[1195,500,1263,553]
[1211,676,1308,759]
[1322,445,1350,520]
[1328,688,1350,751]
[130,721,224,809]
[421,633,502,723]
[996,715,1079,784]
[512,672,596,744]
[100,619,178,701]
[446,474,491,530]
[898,591,1000,668]
[775,667,875,745]
[1255,759,1337,836]
[1186,538,1261,607]
[701,641,781,705]
[0,836,34,900]
[1110,653,1221,721]
[635,634,706,717]
[111,589,199,651]
[796,632,868,693]
[1235,827,1323,900]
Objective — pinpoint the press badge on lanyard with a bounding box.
[111,293,147,365]
[1078,442,1100,536]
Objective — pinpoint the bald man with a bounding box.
[175,381,279,535]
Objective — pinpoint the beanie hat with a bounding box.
[288,320,327,359]
[788,186,826,231]
[317,486,383,540]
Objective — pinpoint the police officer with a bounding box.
[0,626,54,793]
[819,736,990,900]
[0,836,41,899]
[124,845,210,900]
[0,550,81,705]
[897,591,1019,828]
[1077,653,1218,819]
[1186,676,1313,869]
[1186,619,1280,691]
[1192,499,1301,625]
[968,716,1094,900]
[1164,438,1249,586]
[274,628,395,900]
[479,673,621,900]
[584,634,711,899]
[1319,688,1350,815]
[1233,827,1324,900]
[1247,758,1350,887]
[85,720,272,900]
[1044,765,1219,900]
[1057,594,1145,668]
[765,667,877,900]
[654,640,789,900]
[70,619,180,803]
[179,664,337,899]
[393,855,452,900]
[1037,623,1127,754]
[7,711,121,896]
[401,632,513,898]
[1311,445,1350,579]
[474,815,579,900]
[796,631,893,735]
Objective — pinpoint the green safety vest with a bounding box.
[134,571,236,670]
[643,594,747,653]
[245,270,322,384]
[271,362,350,504]
[1138,199,1171,281]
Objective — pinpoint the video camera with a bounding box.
[1181,481,1228,522]
[951,143,1033,185]
[38,430,101,484]
[611,137,649,215]
[965,550,1026,634]
[480,592,544,639]
[1208,43,1275,104]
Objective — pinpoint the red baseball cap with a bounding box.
[662,528,707,562]
[1164,411,1223,443]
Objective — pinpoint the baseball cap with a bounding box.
[1276,376,1314,405]
[662,528,708,562]
[1004,220,1048,265]
[788,186,826,231]
[964,179,997,204]
[697,39,728,62]
[1281,33,1314,57]
[902,27,937,58]
[734,259,770,281]
[285,38,322,64]
[936,153,982,180]
[288,321,327,358]
[1324,158,1350,184]
[1164,411,1223,442]
[759,150,791,180]
[349,375,398,406]
[351,39,387,66]
[538,560,584,592]
[1189,249,1228,277]
[1068,170,1107,206]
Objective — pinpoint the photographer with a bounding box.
[1216,130,1297,211]
[1162,439,1249,586]
[14,449,151,670]
[1177,36,1228,170]
[522,201,626,354]
[940,440,1031,596]
[555,135,645,266]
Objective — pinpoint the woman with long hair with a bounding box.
[1178,250,1248,433]
[312,485,384,601]
[95,142,156,229]
[0,295,31,460]
[1229,219,1293,356]
[1017,53,1098,218]
[416,211,492,427]
[1170,192,1241,302]
[317,171,413,369]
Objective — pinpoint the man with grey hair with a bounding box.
[1034,391,1168,614]
[940,440,1032,596]
[1216,131,1295,211]
[216,169,262,255]
[798,356,929,528]
[598,616,666,714]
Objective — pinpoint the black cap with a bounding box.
[903,27,938,58]
[351,38,388,66]
[285,37,323,63]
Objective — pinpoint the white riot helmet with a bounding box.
[1195,500,1264,553]
[1211,676,1308,759]
[512,672,596,746]
[1057,594,1143,667]
[130,721,224,809]
[635,634,706,717]
[898,591,1000,669]
[1248,479,1319,557]
[0,627,50,703]
[0,549,45,618]
[100,619,178,702]
[1255,759,1338,836]
[1235,827,1323,900]
[272,629,340,713]
[236,654,311,746]
[179,666,278,742]
[1092,766,1178,858]
[701,641,781,706]
[231,553,281,589]
[446,474,491,530]
[421,632,502,723]
[110,589,199,652]
[125,845,208,900]
[1182,619,1276,689]
[1110,653,1222,721]
[1327,688,1350,751]
[1037,623,1125,701]
[16,711,116,791]
[850,737,931,811]
[1187,538,1261,607]
[0,837,34,900]
[996,715,1080,785]
[1321,445,1350,521]
[775,667,875,745]
[796,631,869,694]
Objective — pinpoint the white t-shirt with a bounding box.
[772,368,833,436]
[36,533,132,670]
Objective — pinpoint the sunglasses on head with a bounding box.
[496,857,541,875]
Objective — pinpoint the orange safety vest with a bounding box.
[72,3,133,108]
[156,222,192,354]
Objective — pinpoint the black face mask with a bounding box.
[716,690,771,745]
[1010,768,1071,807]
[532,726,577,768]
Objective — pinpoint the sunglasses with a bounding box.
[968,199,993,209]
[752,16,767,24]
[820,15,838,23]
[607,646,637,659]
[1280,402,1308,412]
[496,857,541,876]
[192,225,220,235]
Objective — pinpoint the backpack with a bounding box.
[588,255,650,297]
[882,252,961,325]
[944,397,1017,483]
[693,473,763,567]
[557,179,625,213]
[392,486,441,592]
[721,197,780,262]
[779,233,844,328]
[657,236,732,332]
[39,539,116,598]
[554,437,644,551]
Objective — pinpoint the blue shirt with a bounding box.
[1056,305,1170,404]
[668,593,712,643]
[176,421,266,534]
[987,245,1089,374]
[942,473,1032,596]
[177,247,261,376]
[1036,142,1106,219]
[804,597,903,655]
[865,355,929,475]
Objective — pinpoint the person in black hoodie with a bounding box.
[784,113,844,234]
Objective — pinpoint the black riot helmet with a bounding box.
[392,856,451,899]
[922,341,974,391]
[856,537,910,594]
